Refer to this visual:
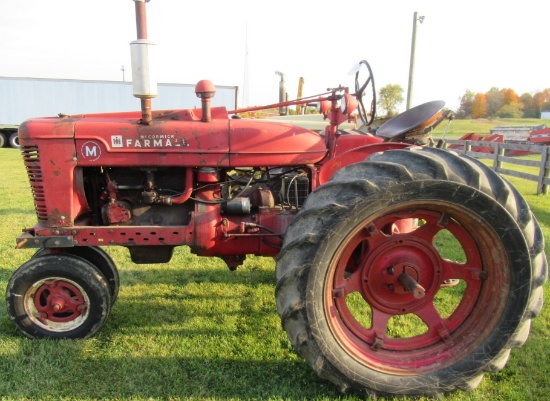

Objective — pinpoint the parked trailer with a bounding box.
[0,77,238,148]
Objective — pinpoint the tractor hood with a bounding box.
[68,107,327,167]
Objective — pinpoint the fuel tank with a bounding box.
[66,107,327,167]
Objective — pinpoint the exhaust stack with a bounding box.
[130,0,157,124]
[275,71,287,116]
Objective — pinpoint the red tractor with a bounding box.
[6,1,547,397]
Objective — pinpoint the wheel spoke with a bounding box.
[340,270,364,295]
[334,228,370,284]
[371,308,392,340]
[411,215,445,242]
[416,302,460,342]
[415,302,446,335]
[441,259,481,282]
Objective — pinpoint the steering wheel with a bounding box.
[354,60,376,126]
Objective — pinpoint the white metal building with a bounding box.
[0,77,238,126]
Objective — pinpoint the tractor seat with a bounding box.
[376,100,445,142]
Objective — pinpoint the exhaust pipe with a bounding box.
[130,0,157,124]
[275,71,287,116]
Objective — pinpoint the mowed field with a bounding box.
[431,117,550,139]
[0,119,548,400]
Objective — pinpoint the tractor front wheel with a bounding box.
[33,247,120,305]
[275,147,546,397]
[6,255,111,339]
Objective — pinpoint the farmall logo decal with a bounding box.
[80,141,102,161]
[111,134,189,148]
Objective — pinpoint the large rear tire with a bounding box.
[275,147,547,397]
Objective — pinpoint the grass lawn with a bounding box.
[0,142,548,400]
[431,117,550,139]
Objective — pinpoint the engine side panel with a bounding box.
[228,119,327,165]
[74,109,231,167]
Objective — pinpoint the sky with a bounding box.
[0,0,548,113]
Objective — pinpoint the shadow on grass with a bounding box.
[0,262,348,400]
[0,352,341,399]
[0,325,342,400]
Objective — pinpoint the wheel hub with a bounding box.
[360,238,441,314]
[33,279,87,323]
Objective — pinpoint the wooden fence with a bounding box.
[443,140,550,195]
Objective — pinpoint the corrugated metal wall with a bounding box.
[0,77,238,125]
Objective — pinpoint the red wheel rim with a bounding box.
[324,202,509,373]
[25,277,90,332]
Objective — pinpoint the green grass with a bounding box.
[432,117,550,139]
[0,145,548,401]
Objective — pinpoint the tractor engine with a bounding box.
[82,165,310,267]
[94,166,309,227]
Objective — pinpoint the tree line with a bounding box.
[376,85,550,120]
[457,88,550,119]
[287,84,549,120]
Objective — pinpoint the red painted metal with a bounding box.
[530,127,550,143]
[228,119,326,166]
[451,126,550,156]
[319,142,409,185]
[17,84,445,260]
[195,80,216,122]
[34,279,87,323]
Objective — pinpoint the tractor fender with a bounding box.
[318,142,410,185]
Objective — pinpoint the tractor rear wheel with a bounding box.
[275,147,546,397]
[6,254,111,339]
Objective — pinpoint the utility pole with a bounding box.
[242,22,249,108]
[406,12,424,110]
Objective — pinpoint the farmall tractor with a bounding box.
[5,1,547,397]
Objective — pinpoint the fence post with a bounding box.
[493,143,504,172]
[537,146,549,195]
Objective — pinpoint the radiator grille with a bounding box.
[21,146,47,221]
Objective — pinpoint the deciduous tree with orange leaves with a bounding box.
[471,93,487,119]
[457,87,550,119]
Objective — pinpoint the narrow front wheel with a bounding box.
[6,255,111,339]
[33,247,120,305]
